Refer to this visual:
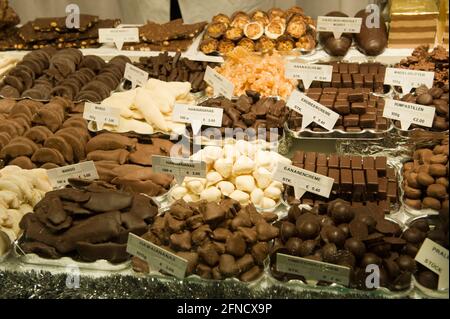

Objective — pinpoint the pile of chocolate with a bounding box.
[402,137,449,211]
[133,199,279,281]
[199,6,316,55]
[0,0,19,30]
[198,91,288,136]
[19,180,159,263]
[129,52,217,92]
[288,88,388,133]
[284,152,397,213]
[404,211,448,290]
[89,133,176,197]
[396,45,449,87]
[0,14,120,51]
[123,19,206,52]
[394,84,449,131]
[0,48,129,101]
[271,200,414,291]
[0,97,91,169]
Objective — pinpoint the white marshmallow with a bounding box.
[206,171,223,187]
[229,190,250,205]
[255,150,272,169]
[232,155,255,176]
[185,179,205,195]
[223,144,240,161]
[203,146,223,164]
[200,187,222,202]
[250,188,264,206]
[214,157,233,179]
[264,186,281,200]
[268,181,284,191]
[171,186,188,200]
[260,197,277,209]
[252,167,272,189]
[182,193,200,202]
[217,181,235,196]
[236,140,257,159]
[235,175,256,193]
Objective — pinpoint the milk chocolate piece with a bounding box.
[340,169,353,192]
[366,170,378,193]
[375,156,387,174]
[351,156,362,170]
[328,154,339,168]
[340,156,351,169]
[378,177,388,200]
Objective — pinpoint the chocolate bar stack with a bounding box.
[288,88,389,132]
[123,19,206,52]
[1,14,120,51]
[284,151,398,214]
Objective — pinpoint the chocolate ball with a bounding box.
[336,250,356,268]
[358,214,377,233]
[296,219,320,240]
[361,253,382,268]
[383,258,400,279]
[285,237,303,256]
[403,243,419,257]
[299,240,317,257]
[280,221,297,242]
[320,215,335,227]
[417,93,434,105]
[331,204,354,224]
[371,243,392,258]
[409,219,430,233]
[327,226,346,247]
[344,238,366,258]
[396,255,417,272]
[402,227,426,244]
[417,270,439,290]
[338,223,350,237]
[287,205,302,222]
[322,243,338,263]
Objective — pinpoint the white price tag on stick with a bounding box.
[127,233,188,279]
[204,66,234,99]
[317,16,362,39]
[383,98,435,130]
[152,155,206,185]
[272,163,334,199]
[172,104,223,135]
[415,238,449,290]
[276,253,351,286]
[83,102,121,130]
[285,63,333,89]
[98,27,139,50]
[384,68,434,95]
[286,90,339,131]
[46,161,99,189]
[124,63,148,89]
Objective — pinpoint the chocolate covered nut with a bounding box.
[219,254,238,277]
[198,243,220,267]
[427,184,447,199]
[225,233,247,257]
[251,242,269,265]
[170,231,192,251]
[256,222,279,241]
[240,265,262,282]
[285,237,302,256]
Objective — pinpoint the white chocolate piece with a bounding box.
[217,181,235,196]
[171,186,188,200]
[206,171,223,187]
[214,158,233,179]
[203,146,223,164]
[264,186,281,200]
[250,188,264,206]
[223,144,240,161]
[200,187,222,202]
[236,140,257,159]
[229,190,250,205]
[260,197,276,209]
[252,167,272,189]
[268,181,284,191]
[235,175,256,193]
[182,193,200,203]
[232,155,255,176]
[185,179,205,195]
[255,150,272,169]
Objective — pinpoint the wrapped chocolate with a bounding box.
[212,13,231,27]
[218,39,235,54]
[243,21,264,40]
[251,10,269,26]
[199,38,219,54]
[237,37,255,51]
[206,22,227,38]
[231,12,250,29]
[276,35,295,52]
[255,35,275,52]
[224,26,243,41]
[265,19,285,39]
[286,15,307,39]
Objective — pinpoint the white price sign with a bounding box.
[384,68,434,95]
[204,66,234,99]
[46,161,99,189]
[98,27,139,50]
[415,238,449,290]
[317,16,362,39]
[272,163,334,199]
[152,155,206,185]
[124,63,148,89]
[286,90,339,131]
[285,63,333,89]
[172,104,223,135]
[276,253,351,286]
[83,102,121,130]
[127,233,188,279]
[383,98,435,130]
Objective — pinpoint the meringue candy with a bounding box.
[203,146,223,164]
[260,197,276,209]
[264,186,281,200]
[183,193,200,203]
[200,187,222,202]
[217,181,235,196]
[235,175,256,193]
[206,171,223,187]
[185,179,206,195]
[250,188,264,206]
[268,181,284,191]
[171,186,188,200]
[253,167,272,189]
[255,150,272,169]
[232,155,255,176]
[214,157,233,179]
[229,190,250,205]
[236,140,257,158]
[223,144,240,161]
